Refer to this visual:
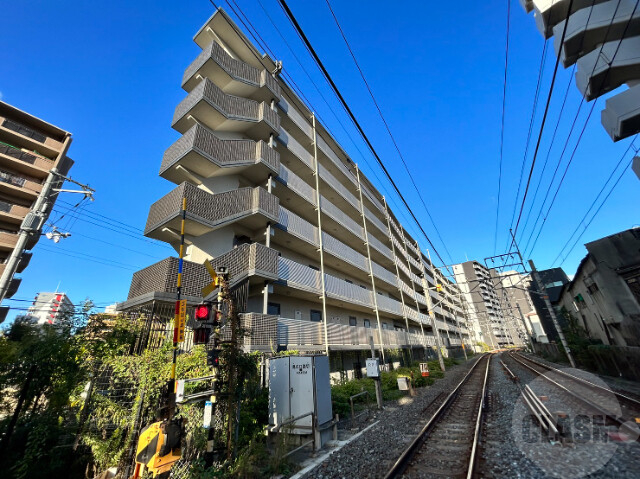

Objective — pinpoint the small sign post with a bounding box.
[203,401,213,429]
[176,299,187,343]
[420,363,430,377]
[366,358,380,378]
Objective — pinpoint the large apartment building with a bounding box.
[0,101,73,319]
[121,8,470,372]
[452,261,512,349]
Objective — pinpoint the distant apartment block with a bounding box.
[559,228,640,347]
[27,292,74,326]
[452,261,515,349]
[121,8,470,372]
[492,271,542,346]
[0,101,73,319]
[528,267,570,343]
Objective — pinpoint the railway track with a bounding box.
[384,354,491,479]
[507,351,640,441]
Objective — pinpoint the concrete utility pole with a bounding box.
[529,260,577,368]
[0,168,59,302]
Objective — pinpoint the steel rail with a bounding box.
[512,352,640,409]
[384,354,490,479]
[508,352,640,441]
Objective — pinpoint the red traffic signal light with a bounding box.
[195,302,212,321]
[207,349,220,367]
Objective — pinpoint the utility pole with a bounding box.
[369,335,383,409]
[529,259,576,368]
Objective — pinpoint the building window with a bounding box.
[310,310,322,322]
[587,283,599,295]
[349,316,357,327]
[267,302,280,315]
[363,319,371,328]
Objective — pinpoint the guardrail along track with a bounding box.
[385,354,491,479]
[508,352,640,440]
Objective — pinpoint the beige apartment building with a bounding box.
[122,8,469,373]
[0,101,73,318]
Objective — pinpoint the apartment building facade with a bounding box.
[452,261,512,349]
[492,271,540,347]
[559,228,640,347]
[122,8,470,372]
[27,292,74,326]
[0,101,73,319]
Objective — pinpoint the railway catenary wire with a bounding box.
[507,351,640,442]
[384,354,491,479]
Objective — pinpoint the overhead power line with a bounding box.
[323,0,453,265]
[277,0,451,270]
[510,0,577,244]
[494,0,511,255]
[551,135,638,266]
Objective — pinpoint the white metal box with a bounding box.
[268,355,332,435]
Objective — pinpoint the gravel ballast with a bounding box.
[301,356,481,479]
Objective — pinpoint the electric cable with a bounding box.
[277,0,451,270]
[551,135,638,265]
[510,0,577,245]
[323,0,454,265]
[494,0,511,255]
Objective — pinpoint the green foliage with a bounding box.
[330,361,446,416]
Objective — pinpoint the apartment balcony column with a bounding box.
[311,114,329,355]
[262,172,274,315]
[416,242,446,371]
[355,164,385,364]
[383,198,423,359]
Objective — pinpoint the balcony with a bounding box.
[207,242,279,287]
[275,316,436,351]
[364,205,388,236]
[602,83,640,141]
[0,116,63,159]
[0,168,42,199]
[0,201,30,224]
[182,40,281,102]
[576,36,640,101]
[144,182,278,242]
[0,231,19,250]
[159,124,279,184]
[0,143,54,178]
[375,293,403,317]
[172,78,279,139]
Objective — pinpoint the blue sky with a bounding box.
[1,0,638,321]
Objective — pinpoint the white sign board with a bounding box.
[176,379,185,403]
[397,377,410,391]
[366,358,380,378]
[203,401,212,429]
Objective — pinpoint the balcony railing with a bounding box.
[182,40,281,100]
[320,196,364,237]
[278,256,322,293]
[325,274,373,307]
[275,317,437,350]
[173,78,280,135]
[145,183,278,237]
[0,201,29,217]
[376,293,403,316]
[366,232,392,258]
[364,206,388,235]
[0,168,41,194]
[0,143,53,170]
[278,129,314,170]
[160,124,279,179]
[278,96,313,139]
[322,232,368,272]
[208,243,279,286]
[318,163,359,211]
[278,206,318,246]
[0,231,19,249]
[316,135,358,188]
[370,261,397,288]
[278,165,316,206]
